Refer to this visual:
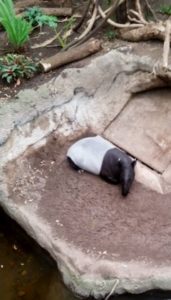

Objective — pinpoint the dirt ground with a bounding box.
[5,133,171,266]
[0,0,87,99]
[0,0,169,101]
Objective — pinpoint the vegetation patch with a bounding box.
[160,5,171,15]
[0,54,38,84]
[24,6,58,29]
[0,0,31,50]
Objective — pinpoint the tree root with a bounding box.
[128,19,171,93]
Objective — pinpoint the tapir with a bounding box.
[67,135,136,196]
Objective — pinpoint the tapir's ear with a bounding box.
[131,159,137,168]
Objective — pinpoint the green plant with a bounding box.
[0,54,38,83]
[63,16,76,32]
[0,0,31,50]
[24,6,58,28]
[56,34,67,49]
[56,17,76,49]
[105,29,117,41]
[160,5,171,15]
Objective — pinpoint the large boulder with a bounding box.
[0,50,171,298]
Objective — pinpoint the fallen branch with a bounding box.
[39,38,101,72]
[144,0,158,22]
[79,3,98,40]
[73,0,92,32]
[98,4,143,29]
[151,20,171,82]
[163,20,171,68]
[128,9,147,25]
[63,0,123,51]
[128,72,168,94]
[31,33,59,49]
[120,22,166,42]
[128,20,171,94]
[105,279,119,300]
[135,0,147,24]
[16,7,72,17]
[15,0,44,8]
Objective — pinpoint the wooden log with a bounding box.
[15,0,43,8]
[38,7,72,16]
[15,0,72,8]
[39,38,102,72]
[163,20,171,68]
[120,23,166,42]
[16,7,72,16]
[52,0,72,6]
[128,73,168,94]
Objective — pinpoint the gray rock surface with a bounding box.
[0,49,171,298]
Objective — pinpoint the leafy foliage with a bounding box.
[160,5,171,15]
[24,6,58,28]
[105,29,117,40]
[63,16,76,32]
[56,17,76,49]
[0,54,38,83]
[0,0,31,50]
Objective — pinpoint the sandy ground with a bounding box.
[5,134,171,266]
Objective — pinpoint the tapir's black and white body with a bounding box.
[67,135,136,196]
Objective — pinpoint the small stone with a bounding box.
[13,244,18,251]
[21,270,27,276]
[18,290,26,297]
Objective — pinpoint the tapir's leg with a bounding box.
[67,157,82,171]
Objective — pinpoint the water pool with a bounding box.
[0,207,171,300]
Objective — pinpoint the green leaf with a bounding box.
[7,75,13,83]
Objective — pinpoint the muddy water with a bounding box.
[0,207,171,300]
[0,207,76,300]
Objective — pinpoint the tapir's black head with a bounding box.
[120,159,136,197]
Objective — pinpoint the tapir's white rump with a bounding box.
[67,135,114,175]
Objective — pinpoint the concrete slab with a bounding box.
[104,89,171,173]
[2,134,171,298]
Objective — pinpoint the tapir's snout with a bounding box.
[121,185,130,197]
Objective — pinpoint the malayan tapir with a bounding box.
[67,135,136,196]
